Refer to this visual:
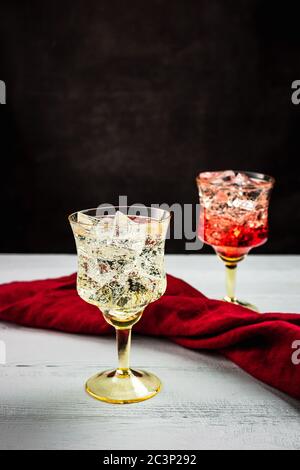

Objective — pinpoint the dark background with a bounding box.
[1,0,300,254]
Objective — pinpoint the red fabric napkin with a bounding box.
[0,273,299,400]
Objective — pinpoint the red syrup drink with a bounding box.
[197,171,274,260]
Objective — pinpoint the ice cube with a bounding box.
[220,170,236,182]
[112,211,132,236]
[77,211,96,227]
[93,216,114,240]
[202,170,235,185]
[232,172,251,186]
[109,211,148,253]
[231,197,255,211]
[73,212,97,237]
[200,171,221,180]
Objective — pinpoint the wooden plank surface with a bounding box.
[0,255,299,450]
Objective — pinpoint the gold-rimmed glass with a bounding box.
[69,206,170,404]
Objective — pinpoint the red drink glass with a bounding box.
[196,171,275,310]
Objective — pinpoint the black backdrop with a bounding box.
[1,0,300,254]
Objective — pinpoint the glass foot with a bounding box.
[223,296,259,312]
[85,369,161,404]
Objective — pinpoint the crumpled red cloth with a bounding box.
[0,273,299,400]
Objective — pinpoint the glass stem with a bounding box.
[225,263,237,301]
[116,328,132,375]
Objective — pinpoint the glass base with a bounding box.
[223,296,259,312]
[85,368,161,404]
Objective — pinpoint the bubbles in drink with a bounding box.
[71,212,167,324]
[197,171,273,257]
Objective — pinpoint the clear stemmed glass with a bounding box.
[69,206,170,404]
[196,171,275,311]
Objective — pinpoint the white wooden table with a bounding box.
[0,254,299,450]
